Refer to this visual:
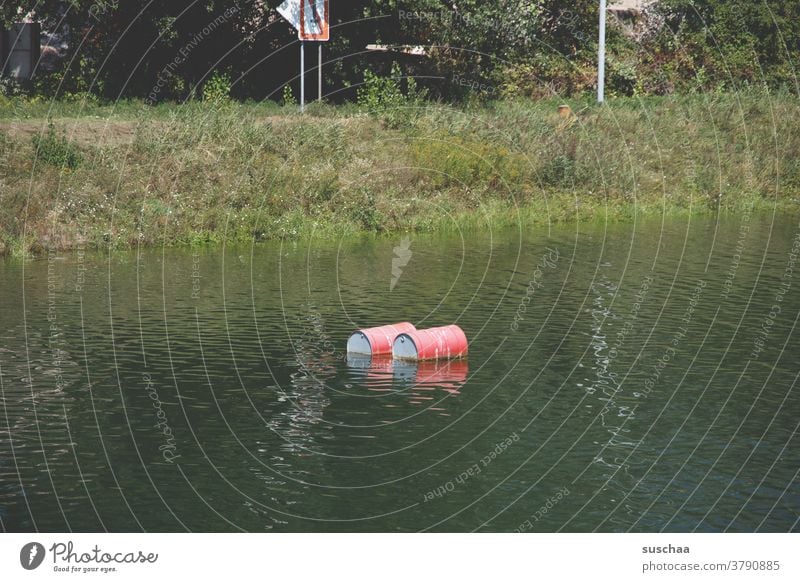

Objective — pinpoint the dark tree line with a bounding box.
[2,1,799,102]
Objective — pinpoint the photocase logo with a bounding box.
[391,237,413,291]
[20,542,46,570]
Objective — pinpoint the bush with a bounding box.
[281,84,295,107]
[0,77,31,98]
[202,71,232,104]
[538,154,577,188]
[357,63,427,127]
[31,122,82,169]
[347,188,383,231]
[410,134,527,193]
[357,64,406,111]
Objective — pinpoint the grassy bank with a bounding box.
[1,92,799,256]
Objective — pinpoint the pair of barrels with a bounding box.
[346,322,468,361]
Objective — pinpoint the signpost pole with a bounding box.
[300,40,305,113]
[598,0,606,104]
[278,0,327,109]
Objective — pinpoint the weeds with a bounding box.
[31,122,83,169]
[357,62,427,128]
[0,93,798,256]
[202,71,232,104]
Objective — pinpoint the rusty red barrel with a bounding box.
[347,322,416,355]
[392,325,468,361]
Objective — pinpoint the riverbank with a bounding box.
[1,93,798,256]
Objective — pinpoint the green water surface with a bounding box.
[1,214,798,532]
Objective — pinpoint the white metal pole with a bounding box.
[598,0,606,103]
[318,43,322,102]
[300,41,305,113]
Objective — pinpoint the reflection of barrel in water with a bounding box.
[399,360,469,407]
[395,359,469,392]
[345,355,468,412]
[345,354,396,392]
[404,360,469,414]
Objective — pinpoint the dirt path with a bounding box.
[0,114,353,148]
[0,119,139,147]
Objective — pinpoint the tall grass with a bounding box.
[0,92,797,255]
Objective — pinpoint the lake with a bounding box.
[1,213,798,532]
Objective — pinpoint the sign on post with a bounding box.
[301,0,329,41]
[277,0,330,111]
[277,0,301,32]
[278,0,329,41]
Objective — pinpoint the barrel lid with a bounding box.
[346,331,372,354]
[393,333,418,360]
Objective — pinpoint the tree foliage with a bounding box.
[653,0,800,89]
[2,1,798,101]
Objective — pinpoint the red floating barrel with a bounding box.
[392,325,468,361]
[347,322,416,355]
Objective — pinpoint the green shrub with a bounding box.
[357,63,427,128]
[347,188,383,231]
[410,136,526,190]
[0,77,30,97]
[357,64,405,110]
[281,84,294,106]
[538,154,577,188]
[202,71,232,104]
[31,122,82,169]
